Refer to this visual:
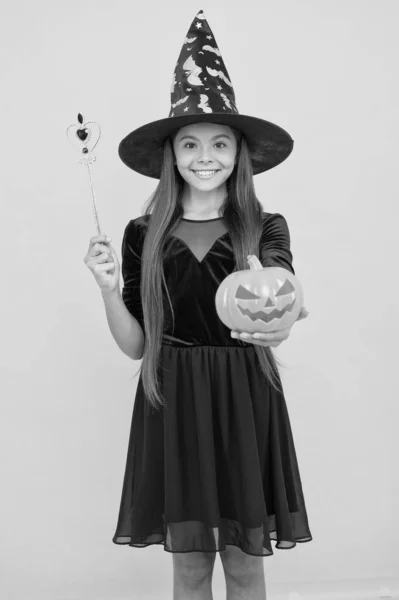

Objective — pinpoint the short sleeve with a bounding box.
[259,213,295,275]
[121,219,144,327]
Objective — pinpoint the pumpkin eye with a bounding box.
[235,285,261,300]
[275,279,295,296]
[235,279,295,300]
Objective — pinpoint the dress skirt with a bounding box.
[112,343,313,557]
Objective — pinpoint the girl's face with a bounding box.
[172,122,238,192]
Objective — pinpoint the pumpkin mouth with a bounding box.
[237,299,296,324]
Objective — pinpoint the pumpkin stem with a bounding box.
[247,254,264,271]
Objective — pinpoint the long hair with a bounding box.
[130,125,285,412]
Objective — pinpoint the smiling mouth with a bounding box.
[191,169,221,179]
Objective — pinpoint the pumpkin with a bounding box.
[215,255,304,334]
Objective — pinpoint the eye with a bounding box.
[183,142,227,149]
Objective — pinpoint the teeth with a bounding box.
[194,170,218,176]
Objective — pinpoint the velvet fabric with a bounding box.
[120,212,295,346]
[112,212,313,556]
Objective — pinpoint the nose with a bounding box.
[192,146,219,169]
[197,156,216,167]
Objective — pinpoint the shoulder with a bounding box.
[132,214,151,227]
[126,214,150,229]
[261,211,289,224]
[261,211,290,233]
[121,216,150,259]
[123,215,150,237]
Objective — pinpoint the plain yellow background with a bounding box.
[1,0,398,598]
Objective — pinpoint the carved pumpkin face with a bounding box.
[215,264,304,333]
[235,277,297,325]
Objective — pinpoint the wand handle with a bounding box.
[85,161,102,236]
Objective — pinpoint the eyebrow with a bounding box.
[178,134,231,142]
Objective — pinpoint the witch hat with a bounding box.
[118,9,294,179]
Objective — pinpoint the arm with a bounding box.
[101,287,144,360]
[260,212,308,323]
[259,212,295,274]
[102,219,145,360]
[231,213,304,344]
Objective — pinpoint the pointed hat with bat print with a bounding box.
[118,9,294,179]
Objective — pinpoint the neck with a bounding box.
[181,186,227,218]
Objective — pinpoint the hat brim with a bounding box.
[118,112,294,179]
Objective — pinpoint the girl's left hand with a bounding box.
[230,306,310,347]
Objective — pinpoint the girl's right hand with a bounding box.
[84,234,120,293]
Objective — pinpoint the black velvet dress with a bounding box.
[112,212,313,557]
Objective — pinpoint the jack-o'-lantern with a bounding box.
[215,255,304,334]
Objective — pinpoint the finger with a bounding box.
[89,251,112,267]
[93,262,115,271]
[240,332,285,345]
[107,244,116,259]
[88,234,111,254]
[298,307,310,320]
[232,331,275,340]
[231,331,253,340]
[230,332,281,347]
[252,330,288,341]
[91,243,111,257]
[90,234,111,244]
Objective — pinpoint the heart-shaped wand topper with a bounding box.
[66,112,103,235]
[67,112,101,165]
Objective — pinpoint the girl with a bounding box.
[84,10,312,600]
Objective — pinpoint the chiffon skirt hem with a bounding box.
[112,344,313,557]
[112,518,312,557]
